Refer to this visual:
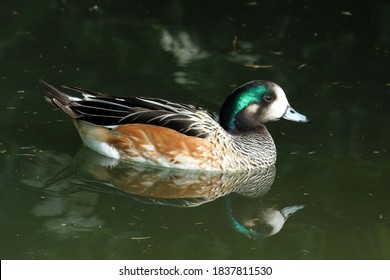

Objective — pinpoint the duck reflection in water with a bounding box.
[37,148,303,238]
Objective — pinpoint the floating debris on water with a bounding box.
[244,63,273,69]
[298,63,307,69]
[341,11,353,16]
[131,236,151,240]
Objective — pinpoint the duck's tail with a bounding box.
[39,79,78,118]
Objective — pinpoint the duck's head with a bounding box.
[219,80,309,132]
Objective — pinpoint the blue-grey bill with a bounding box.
[280,205,305,219]
[282,106,310,123]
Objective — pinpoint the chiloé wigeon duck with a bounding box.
[40,80,309,171]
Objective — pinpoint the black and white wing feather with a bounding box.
[40,81,219,139]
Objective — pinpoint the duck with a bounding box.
[40,80,309,171]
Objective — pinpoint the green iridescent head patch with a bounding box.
[220,81,271,131]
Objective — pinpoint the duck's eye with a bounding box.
[263,95,273,103]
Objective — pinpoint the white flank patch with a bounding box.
[155,157,172,168]
[83,137,120,159]
[173,155,200,169]
[141,144,155,151]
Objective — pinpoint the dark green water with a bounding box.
[1,0,389,259]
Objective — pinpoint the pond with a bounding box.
[1,0,389,260]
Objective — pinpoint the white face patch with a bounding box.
[262,83,290,122]
[264,210,286,236]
